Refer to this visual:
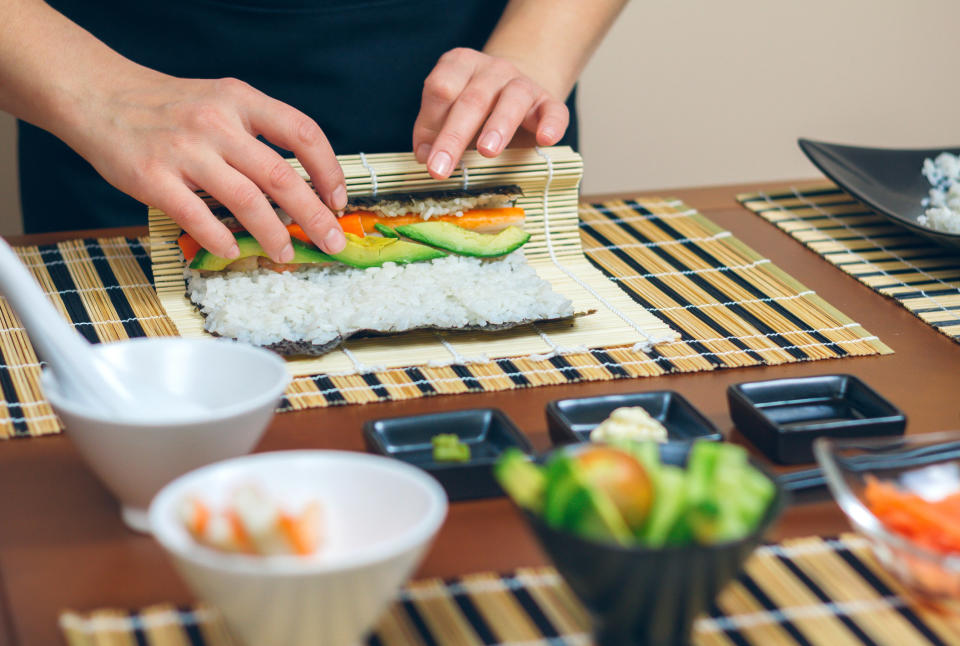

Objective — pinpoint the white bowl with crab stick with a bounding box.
[149,450,448,646]
[42,337,289,532]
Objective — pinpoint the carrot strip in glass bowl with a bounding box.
[864,476,960,554]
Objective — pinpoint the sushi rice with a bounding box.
[919,152,960,233]
[187,251,574,350]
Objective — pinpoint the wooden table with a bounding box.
[1,180,957,646]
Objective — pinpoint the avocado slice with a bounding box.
[494,449,546,513]
[190,235,331,271]
[189,232,446,271]
[373,223,400,238]
[336,233,447,267]
[394,222,530,258]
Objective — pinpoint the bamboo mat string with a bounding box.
[434,333,470,365]
[339,346,372,374]
[460,162,470,189]
[359,152,378,197]
[533,147,659,351]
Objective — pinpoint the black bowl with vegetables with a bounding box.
[496,440,784,646]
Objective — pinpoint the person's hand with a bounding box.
[412,48,569,179]
[66,72,347,262]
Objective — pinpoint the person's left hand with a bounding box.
[413,48,569,179]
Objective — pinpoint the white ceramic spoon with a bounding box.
[0,237,206,418]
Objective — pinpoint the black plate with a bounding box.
[363,408,532,501]
[727,374,906,465]
[798,138,960,249]
[546,391,722,446]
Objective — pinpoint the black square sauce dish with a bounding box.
[363,408,533,501]
[727,374,906,465]
[546,391,722,446]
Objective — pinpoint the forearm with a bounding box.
[0,0,153,147]
[483,0,628,100]
[0,0,348,260]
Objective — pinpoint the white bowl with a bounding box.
[149,450,448,646]
[42,337,289,532]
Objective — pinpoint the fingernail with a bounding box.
[225,243,240,259]
[429,151,452,177]
[332,184,347,210]
[324,227,346,254]
[416,143,431,162]
[540,127,557,142]
[479,131,502,153]
[278,243,294,263]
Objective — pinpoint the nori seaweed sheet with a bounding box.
[190,294,586,358]
[345,185,522,211]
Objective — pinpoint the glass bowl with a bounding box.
[815,431,960,603]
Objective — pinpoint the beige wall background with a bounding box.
[1,0,958,234]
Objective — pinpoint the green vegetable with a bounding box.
[431,434,470,462]
[494,449,546,513]
[543,453,581,527]
[394,221,531,258]
[684,442,773,544]
[191,232,446,271]
[374,223,400,238]
[494,439,776,549]
[639,465,687,547]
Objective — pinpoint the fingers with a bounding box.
[425,72,509,179]
[413,50,571,179]
[148,175,240,259]
[476,78,541,157]
[413,49,476,165]
[247,93,348,213]
[531,97,569,147]
[186,157,295,263]
[224,137,346,253]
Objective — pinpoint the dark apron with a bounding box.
[18,0,578,232]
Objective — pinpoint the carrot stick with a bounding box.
[177,234,203,262]
[278,502,322,555]
[189,500,210,537]
[337,213,365,237]
[286,224,312,244]
[226,510,255,554]
[865,477,960,552]
[358,207,525,233]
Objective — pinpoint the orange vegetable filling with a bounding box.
[864,476,960,554]
[356,206,524,233]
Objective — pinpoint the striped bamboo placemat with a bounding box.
[59,534,960,646]
[739,184,960,342]
[0,198,889,439]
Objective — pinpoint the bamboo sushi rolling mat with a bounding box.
[150,147,680,374]
[59,534,960,646]
[739,184,960,342]
[0,200,889,439]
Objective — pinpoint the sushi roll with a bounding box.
[181,185,576,356]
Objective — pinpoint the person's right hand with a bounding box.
[64,72,347,262]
